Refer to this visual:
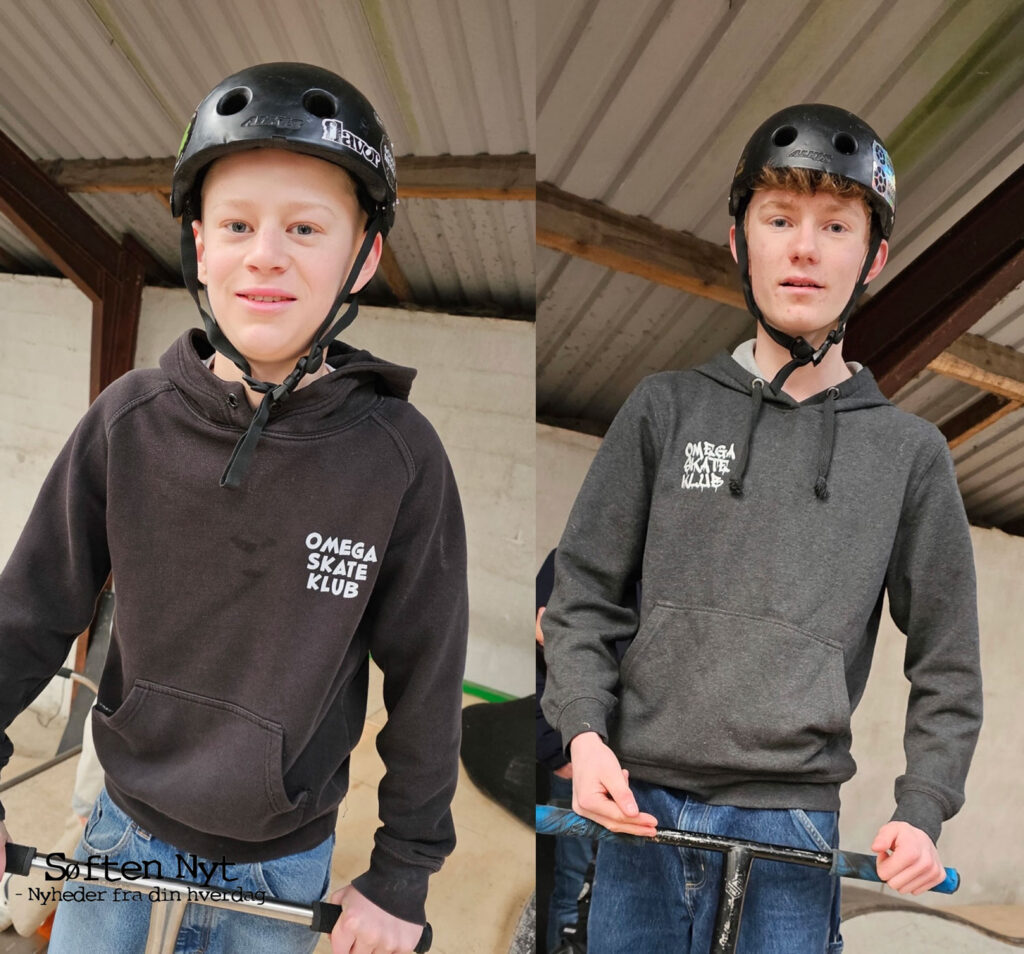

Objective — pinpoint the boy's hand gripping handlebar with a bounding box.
[4,843,432,952]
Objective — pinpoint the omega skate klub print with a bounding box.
[681,440,736,492]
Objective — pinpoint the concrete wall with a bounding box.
[537,421,1022,905]
[536,423,602,567]
[0,276,93,718]
[0,274,534,696]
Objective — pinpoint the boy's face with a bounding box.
[193,149,381,379]
[729,188,888,345]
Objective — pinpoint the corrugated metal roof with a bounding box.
[537,0,1024,529]
[0,0,535,317]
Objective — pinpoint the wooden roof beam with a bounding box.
[537,182,743,308]
[939,394,1020,449]
[927,333,1024,402]
[38,154,536,201]
[0,128,142,400]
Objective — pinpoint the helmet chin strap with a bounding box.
[732,203,882,394]
[179,208,383,488]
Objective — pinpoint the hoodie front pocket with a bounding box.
[616,604,853,781]
[92,680,307,841]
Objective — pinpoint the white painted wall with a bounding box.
[0,276,93,717]
[0,274,534,696]
[537,420,1022,905]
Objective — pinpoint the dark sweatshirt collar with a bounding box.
[160,329,416,434]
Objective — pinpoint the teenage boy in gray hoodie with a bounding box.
[540,104,982,953]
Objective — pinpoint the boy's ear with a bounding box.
[729,224,738,264]
[192,220,207,285]
[350,231,384,294]
[865,238,889,284]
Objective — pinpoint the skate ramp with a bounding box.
[842,886,1024,952]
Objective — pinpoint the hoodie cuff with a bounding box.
[556,698,610,756]
[351,849,430,926]
[890,790,945,845]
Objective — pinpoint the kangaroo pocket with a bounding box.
[615,604,854,782]
[92,680,307,841]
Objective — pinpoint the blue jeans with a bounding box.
[587,781,843,954]
[546,772,596,952]
[48,788,334,954]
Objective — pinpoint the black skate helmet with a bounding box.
[172,61,397,234]
[729,104,895,391]
[171,62,398,488]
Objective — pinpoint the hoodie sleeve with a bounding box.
[350,413,468,925]
[0,406,112,820]
[540,378,661,749]
[885,439,982,844]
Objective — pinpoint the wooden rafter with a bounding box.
[376,244,413,301]
[537,182,743,308]
[927,334,1024,448]
[36,153,536,202]
[0,128,143,400]
[927,334,1024,402]
[939,394,1021,449]
[397,154,534,199]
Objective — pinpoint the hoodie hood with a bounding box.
[693,349,892,500]
[160,330,417,482]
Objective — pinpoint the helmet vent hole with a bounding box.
[833,132,858,155]
[772,125,798,147]
[216,87,251,116]
[303,90,338,119]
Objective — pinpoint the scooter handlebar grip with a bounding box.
[833,849,960,894]
[3,842,37,877]
[310,901,432,951]
[310,900,342,933]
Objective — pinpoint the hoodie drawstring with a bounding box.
[729,380,839,500]
[729,379,765,497]
[813,386,840,500]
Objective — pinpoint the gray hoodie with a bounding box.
[540,350,982,843]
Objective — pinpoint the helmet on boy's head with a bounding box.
[729,103,895,239]
[172,62,396,491]
[728,103,896,395]
[171,61,397,236]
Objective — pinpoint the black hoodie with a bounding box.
[0,329,468,923]
[541,351,982,845]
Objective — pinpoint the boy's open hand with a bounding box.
[328,884,424,954]
[569,731,658,836]
[871,821,945,895]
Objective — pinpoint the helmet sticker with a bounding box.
[788,148,832,164]
[871,140,896,211]
[382,138,397,192]
[177,113,196,161]
[321,118,381,169]
[241,114,303,129]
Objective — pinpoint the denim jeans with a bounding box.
[48,788,334,954]
[587,780,843,954]
[546,772,597,952]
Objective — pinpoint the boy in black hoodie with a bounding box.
[541,105,982,953]
[0,63,467,954]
